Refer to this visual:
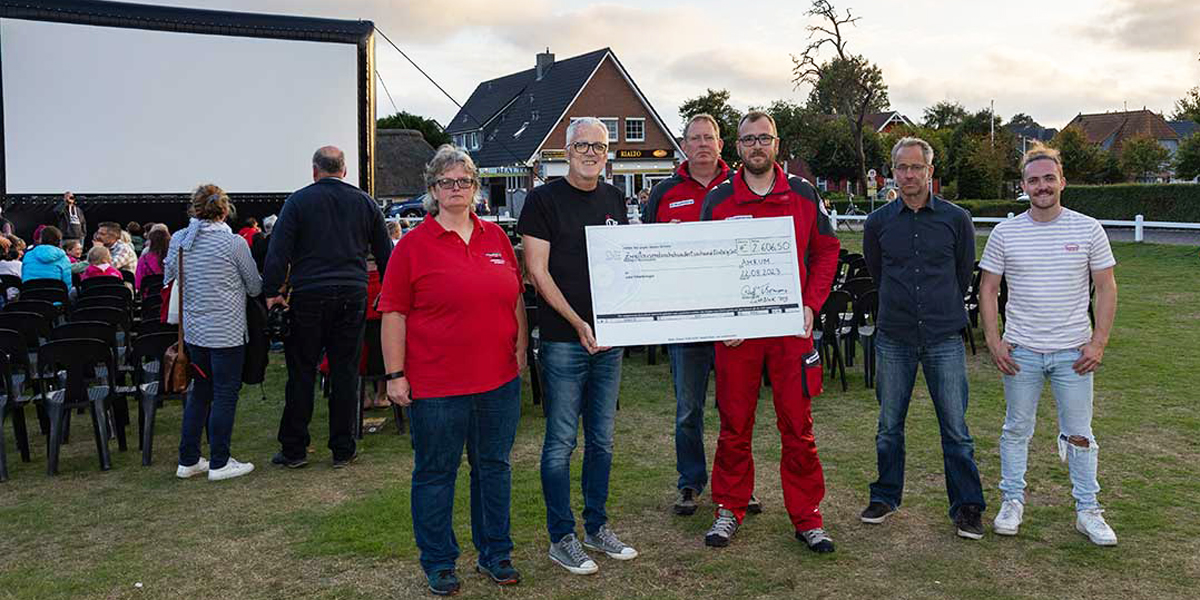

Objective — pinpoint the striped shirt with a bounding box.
[164,220,263,348]
[979,208,1115,352]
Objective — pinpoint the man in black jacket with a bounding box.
[263,146,392,468]
[55,191,86,240]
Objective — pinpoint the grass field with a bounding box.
[1,236,1198,599]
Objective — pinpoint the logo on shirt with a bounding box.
[1064,243,1080,252]
[484,252,506,265]
[725,215,753,220]
[668,199,695,209]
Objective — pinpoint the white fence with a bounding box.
[829,211,1200,243]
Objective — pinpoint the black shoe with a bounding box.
[796,528,836,553]
[674,487,699,516]
[860,501,895,524]
[271,451,307,469]
[427,569,460,596]
[955,504,984,540]
[476,559,520,585]
[332,452,359,469]
[747,494,763,515]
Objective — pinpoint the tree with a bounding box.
[765,100,820,163]
[791,0,889,195]
[1005,113,1040,129]
[945,108,1017,194]
[1171,86,1200,123]
[1175,133,1200,180]
[1120,135,1171,181]
[679,88,743,165]
[955,136,1007,199]
[881,124,950,180]
[803,117,885,183]
[922,101,968,130]
[377,111,450,147]
[1050,127,1106,183]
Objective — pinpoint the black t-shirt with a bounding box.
[517,178,628,342]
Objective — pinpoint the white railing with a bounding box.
[829,210,1200,243]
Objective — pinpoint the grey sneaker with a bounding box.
[548,533,598,575]
[583,525,638,560]
[705,508,739,547]
[796,527,836,553]
[674,487,699,515]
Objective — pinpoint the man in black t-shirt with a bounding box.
[518,117,636,575]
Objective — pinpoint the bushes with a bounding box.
[1062,184,1200,221]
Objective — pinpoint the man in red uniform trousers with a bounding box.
[699,110,840,551]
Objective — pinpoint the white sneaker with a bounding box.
[1076,509,1117,546]
[993,499,1024,536]
[176,457,209,479]
[208,458,255,482]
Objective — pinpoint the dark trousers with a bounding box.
[179,344,245,470]
[278,286,366,461]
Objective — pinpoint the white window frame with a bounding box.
[599,117,618,142]
[625,117,645,142]
[468,131,480,150]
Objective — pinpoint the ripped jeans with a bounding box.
[998,346,1101,512]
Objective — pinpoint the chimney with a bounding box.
[536,48,554,80]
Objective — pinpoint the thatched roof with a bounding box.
[376,129,435,199]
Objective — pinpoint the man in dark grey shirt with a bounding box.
[263,146,392,469]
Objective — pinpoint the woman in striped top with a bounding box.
[165,184,263,482]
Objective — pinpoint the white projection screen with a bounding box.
[1,17,361,194]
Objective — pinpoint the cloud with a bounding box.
[1078,0,1200,51]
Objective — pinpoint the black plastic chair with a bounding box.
[0,329,37,481]
[120,270,136,287]
[137,320,175,337]
[51,321,129,451]
[79,283,132,305]
[355,320,407,438]
[139,274,164,299]
[79,276,124,293]
[141,294,164,323]
[814,290,852,392]
[524,285,545,416]
[851,290,880,388]
[73,295,128,314]
[21,278,68,294]
[19,287,69,308]
[4,299,58,325]
[0,274,22,301]
[130,332,177,466]
[0,312,53,395]
[36,338,117,475]
[840,277,876,300]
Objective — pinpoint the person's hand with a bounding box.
[1073,341,1105,375]
[516,346,528,372]
[794,306,815,339]
[670,219,682,224]
[266,296,287,310]
[723,339,744,347]
[387,377,411,407]
[987,339,1019,376]
[575,322,609,354]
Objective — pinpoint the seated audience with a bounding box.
[81,245,122,280]
[22,225,72,292]
[136,227,170,291]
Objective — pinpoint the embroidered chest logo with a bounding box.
[725,215,753,220]
[1064,243,1080,252]
[668,199,695,209]
[484,252,505,265]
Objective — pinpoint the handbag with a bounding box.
[162,246,191,394]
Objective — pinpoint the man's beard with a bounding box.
[744,153,774,175]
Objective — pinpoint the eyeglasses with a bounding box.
[686,134,718,143]
[737,134,777,146]
[893,163,930,174]
[571,141,609,155]
[434,177,476,190]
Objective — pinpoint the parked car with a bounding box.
[384,196,426,220]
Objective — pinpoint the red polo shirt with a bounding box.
[378,213,522,398]
[645,159,731,224]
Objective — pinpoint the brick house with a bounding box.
[446,48,682,214]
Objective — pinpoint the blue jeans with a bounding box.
[539,341,622,542]
[410,377,521,576]
[179,344,245,470]
[999,347,1100,511]
[870,331,984,516]
[667,343,713,493]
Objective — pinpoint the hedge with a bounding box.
[1062,184,1200,222]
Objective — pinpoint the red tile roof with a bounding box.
[1065,109,1179,154]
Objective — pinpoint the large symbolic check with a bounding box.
[585,216,804,347]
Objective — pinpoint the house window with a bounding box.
[467,131,480,150]
[625,118,645,142]
[453,134,463,148]
[600,118,618,142]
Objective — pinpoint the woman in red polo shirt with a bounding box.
[379,145,526,596]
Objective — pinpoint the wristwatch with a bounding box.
[384,370,406,381]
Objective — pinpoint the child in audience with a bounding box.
[0,234,24,277]
[81,245,122,280]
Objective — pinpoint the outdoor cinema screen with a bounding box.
[1,17,360,194]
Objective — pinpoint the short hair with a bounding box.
[423,144,480,217]
[87,245,111,265]
[98,222,121,236]
[683,113,721,139]
[63,239,81,253]
[244,217,258,228]
[738,110,776,134]
[566,117,607,146]
[40,225,62,246]
[126,221,142,236]
[386,221,401,236]
[312,146,346,175]
[190,183,231,221]
[1020,142,1062,175]
[891,136,935,166]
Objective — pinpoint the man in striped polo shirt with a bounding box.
[978,143,1119,546]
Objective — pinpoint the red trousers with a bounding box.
[711,336,826,530]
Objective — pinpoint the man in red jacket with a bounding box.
[645,114,750,517]
[699,110,840,551]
